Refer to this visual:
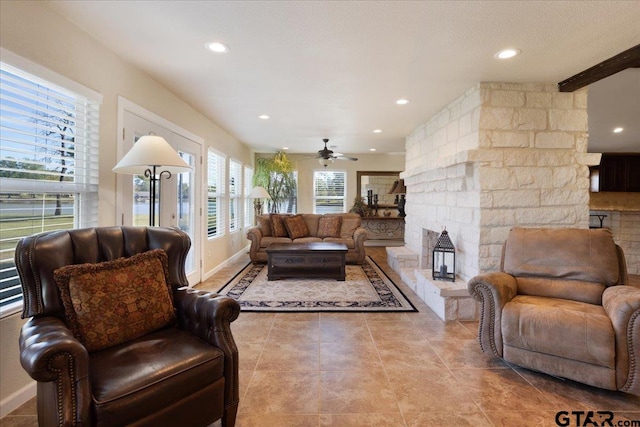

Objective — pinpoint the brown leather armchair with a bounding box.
[16,226,240,426]
[468,227,640,396]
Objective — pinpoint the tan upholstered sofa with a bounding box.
[468,227,640,396]
[246,213,368,264]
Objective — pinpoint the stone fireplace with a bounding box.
[421,229,439,270]
[387,81,600,320]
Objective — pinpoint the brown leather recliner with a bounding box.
[16,226,240,426]
[468,227,640,396]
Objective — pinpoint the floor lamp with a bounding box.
[113,135,192,226]
[249,186,271,222]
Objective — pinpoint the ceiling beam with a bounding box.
[558,44,640,92]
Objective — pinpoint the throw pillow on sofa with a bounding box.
[271,214,289,237]
[317,216,342,238]
[257,216,272,237]
[54,249,176,352]
[284,215,309,239]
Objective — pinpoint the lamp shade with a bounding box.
[249,186,271,199]
[113,135,191,175]
[318,158,333,168]
[391,179,406,194]
[388,180,399,194]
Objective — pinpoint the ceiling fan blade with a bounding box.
[334,155,358,161]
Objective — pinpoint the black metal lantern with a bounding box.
[432,228,455,281]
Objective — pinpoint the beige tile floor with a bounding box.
[3,247,639,427]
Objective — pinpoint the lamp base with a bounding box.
[397,196,406,218]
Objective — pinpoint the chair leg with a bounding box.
[222,403,238,427]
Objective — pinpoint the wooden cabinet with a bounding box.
[599,154,640,192]
[361,217,405,243]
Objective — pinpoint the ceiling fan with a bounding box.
[316,138,358,167]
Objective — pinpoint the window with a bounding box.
[243,166,253,227]
[207,148,225,238]
[0,60,101,315]
[313,170,346,214]
[229,159,241,232]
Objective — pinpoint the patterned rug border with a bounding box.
[216,256,418,313]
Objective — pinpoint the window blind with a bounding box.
[313,171,346,214]
[229,159,242,232]
[0,61,100,315]
[207,149,225,238]
[243,166,253,227]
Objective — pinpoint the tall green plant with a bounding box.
[254,152,297,213]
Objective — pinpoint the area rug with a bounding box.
[216,257,417,312]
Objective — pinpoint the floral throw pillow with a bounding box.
[284,215,309,239]
[271,214,289,237]
[317,216,342,238]
[54,249,176,352]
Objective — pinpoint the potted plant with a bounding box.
[349,196,372,217]
[254,151,297,213]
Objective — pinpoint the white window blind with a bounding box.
[207,148,225,238]
[0,61,101,315]
[229,159,242,232]
[243,166,253,227]
[313,170,346,214]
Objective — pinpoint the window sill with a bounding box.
[0,301,23,319]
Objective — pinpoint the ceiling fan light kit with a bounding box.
[316,138,358,167]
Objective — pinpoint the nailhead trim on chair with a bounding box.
[472,283,499,357]
[50,352,76,427]
[622,310,639,392]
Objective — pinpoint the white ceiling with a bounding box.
[45,1,640,155]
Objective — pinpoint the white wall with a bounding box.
[0,0,253,411]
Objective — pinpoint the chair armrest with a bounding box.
[603,285,640,395]
[467,272,518,357]
[174,288,241,409]
[246,227,263,262]
[19,316,91,425]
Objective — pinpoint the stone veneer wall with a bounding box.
[589,210,640,276]
[404,82,600,281]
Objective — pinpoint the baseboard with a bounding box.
[0,380,36,418]
[202,245,250,281]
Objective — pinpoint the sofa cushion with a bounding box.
[323,237,355,249]
[271,214,289,237]
[502,295,615,368]
[260,237,293,248]
[284,215,309,239]
[292,237,323,244]
[90,328,224,425]
[257,215,272,237]
[300,214,320,236]
[54,249,176,352]
[317,216,342,238]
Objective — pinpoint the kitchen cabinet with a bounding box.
[599,154,640,192]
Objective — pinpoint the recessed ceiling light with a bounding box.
[396,99,409,105]
[205,41,229,53]
[369,148,376,152]
[282,147,289,150]
[258,114,270,120]
[373,129,382,133]
[613,127,624,133]
[494,48,521,59]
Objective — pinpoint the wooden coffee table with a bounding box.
[265,242,348,281]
